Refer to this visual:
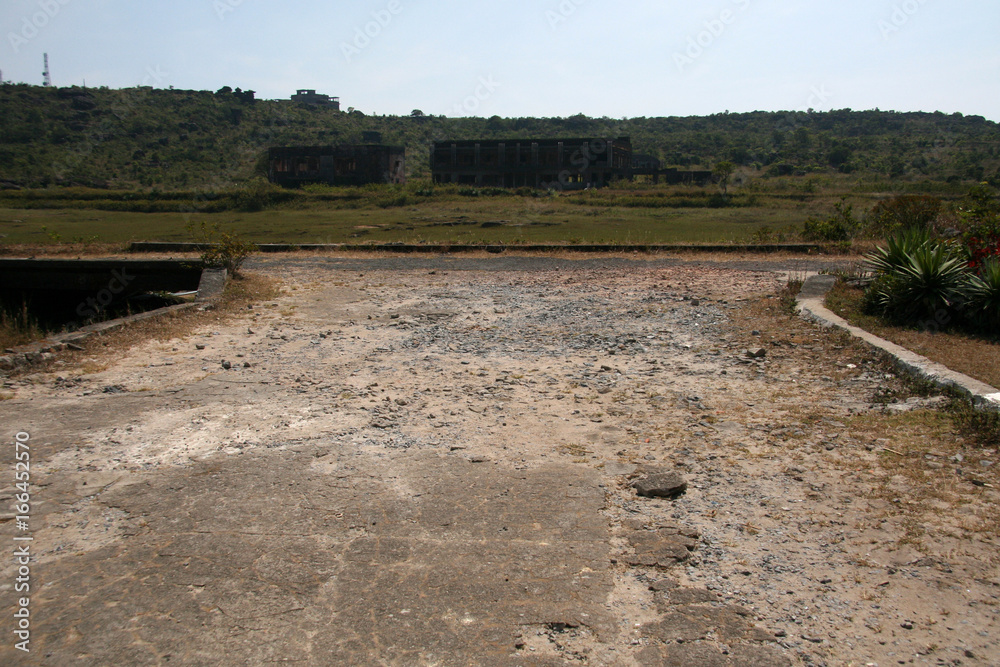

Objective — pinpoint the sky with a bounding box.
[1,0,998,121]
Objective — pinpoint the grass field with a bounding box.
[0,179,906,247]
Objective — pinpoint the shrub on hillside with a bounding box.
[802,200,860,241]
[865,194,942,237]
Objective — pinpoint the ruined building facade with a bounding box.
[290,89,341,110]
[268,145,406,187]
[431,137,633,189]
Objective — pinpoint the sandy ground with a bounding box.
[1,254,998,666]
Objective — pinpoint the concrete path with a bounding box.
[3,256,997,666]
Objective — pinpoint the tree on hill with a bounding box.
[713,161,735,197]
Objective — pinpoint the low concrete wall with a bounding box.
[0,268,226,373]
[796,274,1000,411]
[129,241,824,255]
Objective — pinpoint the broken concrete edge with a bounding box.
[129,241,826,255]
[0,267,228,373]
[195,267,227,302]
[796,274,1000,412]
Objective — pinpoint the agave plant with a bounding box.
[965,258,1000,332]
[864,227,934,275]
[868,242,969,323]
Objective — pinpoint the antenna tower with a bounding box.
[43,53,51,87]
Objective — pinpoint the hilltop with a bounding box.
[1,83,998,190]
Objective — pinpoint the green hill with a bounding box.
[1,83,998,189]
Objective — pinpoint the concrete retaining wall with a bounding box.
[0,268,226,373]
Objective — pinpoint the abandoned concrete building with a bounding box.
[431,137,634,189]
[268,145,405,187]
[290,89,341,109]
[629,154,714,185]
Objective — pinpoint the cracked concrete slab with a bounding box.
[20,449,614,665]
[3,256,998,666]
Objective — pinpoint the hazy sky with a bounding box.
[2,0,998,120]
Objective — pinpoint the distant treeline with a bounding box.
[1,83,998,190]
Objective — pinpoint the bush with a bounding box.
[802,200,861,242]
[188,221,257,277]
[965,258,1000,331]
[959,183,1000,271]
[375,194,409,208]
[229,177,291,212]
[865,194,942,237]
[865,235,968,323]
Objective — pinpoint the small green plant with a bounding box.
[865,228,935,275]
[187,221,257,277]
[779,278,803,314]
[40,226,62,243]
[802,199,861,242]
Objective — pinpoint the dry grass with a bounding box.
[825,281,1000,390]
[735,284,1000,548]
[847,408,1000,541]
[0,300,46,350]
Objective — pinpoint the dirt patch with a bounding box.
[1,256,997,665]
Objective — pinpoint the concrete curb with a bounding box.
[128,241,825,255]
[796,274,1000,411]
[0,268,227,374]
